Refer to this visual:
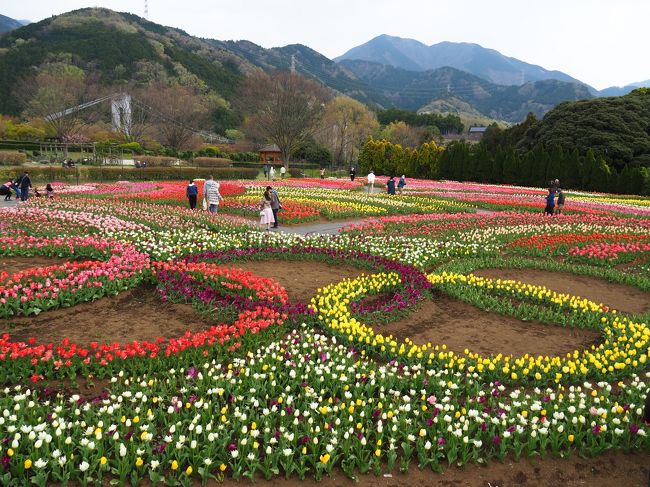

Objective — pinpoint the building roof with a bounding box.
[468,127,487,133]
[259,144,281,153]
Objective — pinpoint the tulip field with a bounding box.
[0,178,649,486]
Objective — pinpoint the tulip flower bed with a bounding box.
[0,327,647,485]
[312,270,649,386]
[0,261,294,381]
[0,236,150,318]
[0,179,649,485]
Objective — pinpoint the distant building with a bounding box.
[467,126,487,141]
[258,144,283,165]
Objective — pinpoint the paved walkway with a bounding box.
[271,218,368,236]
[0,198,20,209]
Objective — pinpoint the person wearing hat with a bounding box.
[186,179,199,209]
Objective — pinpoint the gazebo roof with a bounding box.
[259,144,281,153]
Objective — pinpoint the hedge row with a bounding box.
[135,156,178,167]
[0,151,27,165]
[192,157,232,167]
[0,166,259,183]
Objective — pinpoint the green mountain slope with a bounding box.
[208,40,391,107]
[340,60,593,123]
[519,88,650,168]
[0,8,248,115]
[0,14,24,33]
[0,7,597,128]
[418,97,507,128]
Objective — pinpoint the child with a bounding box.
[397,175,406,195]
[46,183,54,198]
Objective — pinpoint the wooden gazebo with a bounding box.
[258,144,282,164]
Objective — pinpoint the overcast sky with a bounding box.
[3,0,647,90]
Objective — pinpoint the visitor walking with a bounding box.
[320,168,326,179]
[367,170,375,193]
[186,179,198,209]
[17,171,31,201]
[45,183,54,198]
[203,175,223,215]
[263,164,269,180]
[259,188,275,231]
[397,175,406,195]
[269,166,276,181]
[268,185,282,228]
[350,167,356,181]
[555,188,566,215]
[387,176,396,195]
[543,188,555,215]
[280,166,286,179]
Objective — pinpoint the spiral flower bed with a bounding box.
[310,271,649,386]
[0,181,649,485]
[0,259,298,378]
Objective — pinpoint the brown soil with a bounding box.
[0,261,368,345]
[4,260,647,485]
[473,268,650,315]
[0,283,207,346]
[219,451,649,487]
[1,256,90,275]
[231,260,369,302]
[379,294,601,357]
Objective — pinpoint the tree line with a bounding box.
[438,141,649,194]
[356,137,649,195]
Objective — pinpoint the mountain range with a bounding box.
[335,34,584,87]
[0,14,28,33]
[0,8,646,126]
[598,80,650,97]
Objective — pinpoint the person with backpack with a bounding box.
[186,179,199,210]
[17,171,31,201]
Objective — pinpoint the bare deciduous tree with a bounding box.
[19,64,102,150]
[236,71,330,169]
[316,96,378,166]
[138,82,211,150]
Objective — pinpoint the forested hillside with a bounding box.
[517,88,650,168]
[0,8,247,115]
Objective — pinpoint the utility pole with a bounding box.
[144,0,149,18]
